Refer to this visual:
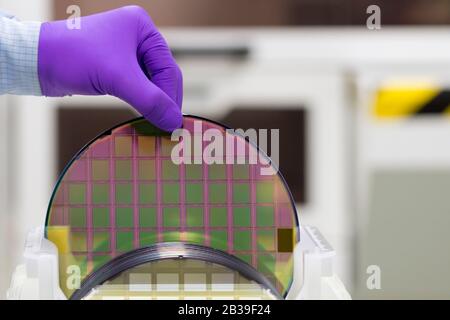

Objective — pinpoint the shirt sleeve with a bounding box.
[0,11,42,95]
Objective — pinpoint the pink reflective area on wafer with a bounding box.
[46,116,299,298]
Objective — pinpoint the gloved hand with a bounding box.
[38,6,182,131]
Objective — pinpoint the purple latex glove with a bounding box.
[38,6,182,131]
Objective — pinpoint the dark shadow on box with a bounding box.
[57,107,138,175]
[57,106,307,204]
[215,107,307,204]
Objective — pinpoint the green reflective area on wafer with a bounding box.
[46,116,299,299]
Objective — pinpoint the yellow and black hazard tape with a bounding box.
[373,86,450,118]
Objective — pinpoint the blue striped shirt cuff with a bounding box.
[0,14,42,95]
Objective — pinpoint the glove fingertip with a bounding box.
[144,107,182,132]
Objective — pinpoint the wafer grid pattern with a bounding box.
[83,259,277,300]
[48,117,298,295]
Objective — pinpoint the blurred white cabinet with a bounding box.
[353,66,450,299]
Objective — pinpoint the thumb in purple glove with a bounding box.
[38,5,183,131]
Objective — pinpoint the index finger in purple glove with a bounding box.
[137,15,183,109]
